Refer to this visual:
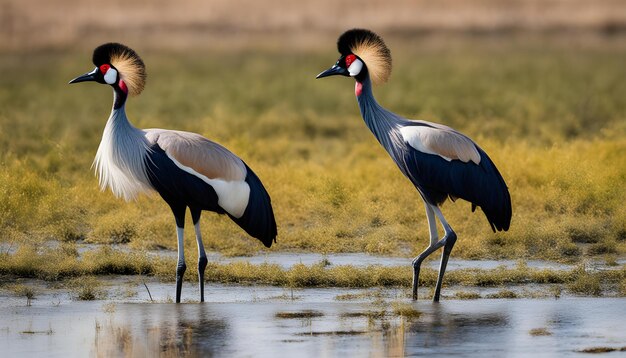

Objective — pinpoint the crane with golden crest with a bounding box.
[317,29,512,301]
[70,43,277,303]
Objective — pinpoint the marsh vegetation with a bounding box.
[0,6,624,293]
[1,2,625,357]
[2,42,624,242]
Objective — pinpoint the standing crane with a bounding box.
[70,43,277,303]
[317,29,511,301]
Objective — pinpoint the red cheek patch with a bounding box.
[99,64,110,74]
[119,79,128,94]
[345,54,357,67]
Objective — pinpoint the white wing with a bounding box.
[399,124,481,165]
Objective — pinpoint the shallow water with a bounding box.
[3,241,622,272]
[1,281,625,357]
[224,252,581,271]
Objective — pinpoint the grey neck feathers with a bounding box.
[356,77,406,157]
[93,90,152,201]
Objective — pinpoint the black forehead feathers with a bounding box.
[92,42,143,67]
[337,28,385,55]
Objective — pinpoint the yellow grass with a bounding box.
[1,39,625,262]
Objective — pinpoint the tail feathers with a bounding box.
[472,149,512,232]
[480,183,512,232]
[443,148,511,232]
[229,164,277,247]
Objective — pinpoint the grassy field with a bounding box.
[1,244,625,297]
[0,35,625,290]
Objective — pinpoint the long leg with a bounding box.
[431,206,457,302]
[171,205,187,303]
[191,208,208,302]
[412,202,442,300]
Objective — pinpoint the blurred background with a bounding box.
[1,0,625,51]
[0,0,625,270]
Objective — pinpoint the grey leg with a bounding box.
[431,206,456,302]
[198,257,207,302]
[412,203,441,300]
[412,240,446,300]
[194,221,208,302]
[175,226,186,303]
[433,231,457,302]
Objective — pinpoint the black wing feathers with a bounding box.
[402,146,511,232]
[147,145,277,246]
[228,163,277,247]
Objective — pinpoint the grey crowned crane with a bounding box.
[317,29,511,301]
[70,43,277,303]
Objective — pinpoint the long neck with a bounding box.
[105,100,141,147]
[107,89,139,143]
[356,77,405,154]
[93,89,152,201]
[113,84,128,109]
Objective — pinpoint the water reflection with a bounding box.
[94,304,229,356]
[403,304,509,356]
[2,297,624,357]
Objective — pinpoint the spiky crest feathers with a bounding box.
[92,43,146,96]
[337,29,392,85]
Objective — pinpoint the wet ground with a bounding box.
[219,252,583,271]
[1,279,625,357]
[4,241,624,272]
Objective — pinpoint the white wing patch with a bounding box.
[166,153,250,218]
[400,125,481,164]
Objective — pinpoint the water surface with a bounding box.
[1,282,624,357]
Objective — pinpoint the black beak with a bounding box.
[316,64,349,79]
[69,68,98,84]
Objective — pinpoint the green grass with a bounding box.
[578,347,626,354]
[68,276,105,300]
[9,284,36,305]
[0,246,624,296]
[390,302,421,319]
[454,291,482,300]
[0,37,625,273]
[529,328,552,336]
[0,245,165,280]
[567,272,603,296]
[485,289,519,299]
[275,310,324,319]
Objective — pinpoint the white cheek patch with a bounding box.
[104,68,118,84]
[348,59,363,77]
